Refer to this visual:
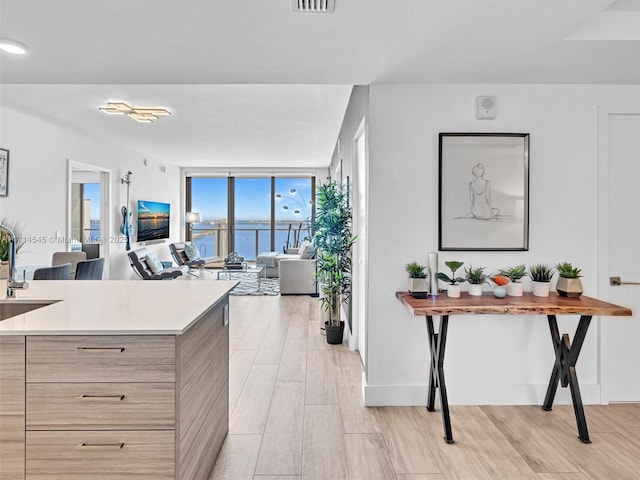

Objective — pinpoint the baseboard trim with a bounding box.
[363,382,602,406]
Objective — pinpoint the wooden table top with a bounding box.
[396,292,632,317]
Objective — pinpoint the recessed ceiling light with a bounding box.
[0,38,28,55]
[291,0,335,13]
[99,101,171,123]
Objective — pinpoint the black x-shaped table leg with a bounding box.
[542,314,592,443]
[425,315,454,443]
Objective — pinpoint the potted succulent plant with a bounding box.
[406,261,429,295]
[499,264,527,296]
[555,262,583,297]
[464,265,487,296]
[528,263,555,297]
[489,274,510,298]
[437,260,465,298]
[313,179,356,345]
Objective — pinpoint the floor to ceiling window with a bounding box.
[274,177,313,253]
[234,178,271,260]
[188,177,229,259]
[187,176,314,261]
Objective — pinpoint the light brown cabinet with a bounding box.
[1,296,229,480]
[26,382,176,431]
[0,336,26,480]
[25,430,176,480]
[26,335,176,383]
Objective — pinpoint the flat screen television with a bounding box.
[137,200,170,242]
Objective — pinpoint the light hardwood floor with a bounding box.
[210,295,640,480]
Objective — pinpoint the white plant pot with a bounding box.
[532,281,551,297]
[468,284,483,296]
[0,261,8,280]
[447,284,461,298]
[408,278,429,293]
[506,282,524,297]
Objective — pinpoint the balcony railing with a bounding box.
[192,224,311,261]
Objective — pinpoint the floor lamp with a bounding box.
[185,211,200,241]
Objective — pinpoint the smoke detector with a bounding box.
[292,0,335,13]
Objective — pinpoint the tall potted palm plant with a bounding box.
[313,179,356,344]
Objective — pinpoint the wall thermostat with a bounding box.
[476,96,496,120]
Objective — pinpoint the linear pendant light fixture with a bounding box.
[292,0,335,13]
[0,38,28,55]
[99,102,171,123]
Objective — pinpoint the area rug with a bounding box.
[218,271,280,296]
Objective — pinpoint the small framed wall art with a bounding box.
[438,133,530,251]
[0,148,9,197]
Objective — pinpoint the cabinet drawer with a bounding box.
[26,335,175,383]
[27,383,175,430]
[26,430,175,479]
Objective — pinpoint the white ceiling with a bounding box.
[1,84,352,168]
[1,0,638,168]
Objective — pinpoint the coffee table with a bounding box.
[217,265,266,292]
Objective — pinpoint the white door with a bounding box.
[599,110,640,402]
[353,120,368,368]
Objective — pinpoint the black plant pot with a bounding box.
[325,321,345,345]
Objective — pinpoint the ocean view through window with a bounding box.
[188,176,314,261]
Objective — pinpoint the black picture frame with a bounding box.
[0,148,8,197]
[438,133,530,251]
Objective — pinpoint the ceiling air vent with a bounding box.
[292,0,335,13]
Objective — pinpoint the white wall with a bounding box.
[0,102,181,279]
[362,83,640,406]
[331,86,368,184]
[330,86,369,342]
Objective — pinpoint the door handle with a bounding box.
[610,276,640,286]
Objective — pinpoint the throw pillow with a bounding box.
[184,242,201,261]
[145,253,164,274]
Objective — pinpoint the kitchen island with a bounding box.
[0,279,237,480]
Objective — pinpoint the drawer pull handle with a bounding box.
[76,347,125,352]
[76,442,124,450]
[76,394,125,402]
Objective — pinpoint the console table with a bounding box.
[396,292,632,444]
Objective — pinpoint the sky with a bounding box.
[191,177,313,222]
[84,177,313,223]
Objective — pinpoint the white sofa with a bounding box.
[257,241,316,295]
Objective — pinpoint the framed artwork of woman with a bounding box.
[439,133,529,251]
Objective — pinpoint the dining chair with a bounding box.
[33,263,72,280]
[74,257,105,280]
[52,251,87,277]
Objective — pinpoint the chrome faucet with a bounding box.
[0,224,29,297]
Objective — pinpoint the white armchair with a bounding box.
[279,258,317,295]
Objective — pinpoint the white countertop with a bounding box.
[0,278,238,336]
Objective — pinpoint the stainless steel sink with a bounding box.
[0,299,61,321]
